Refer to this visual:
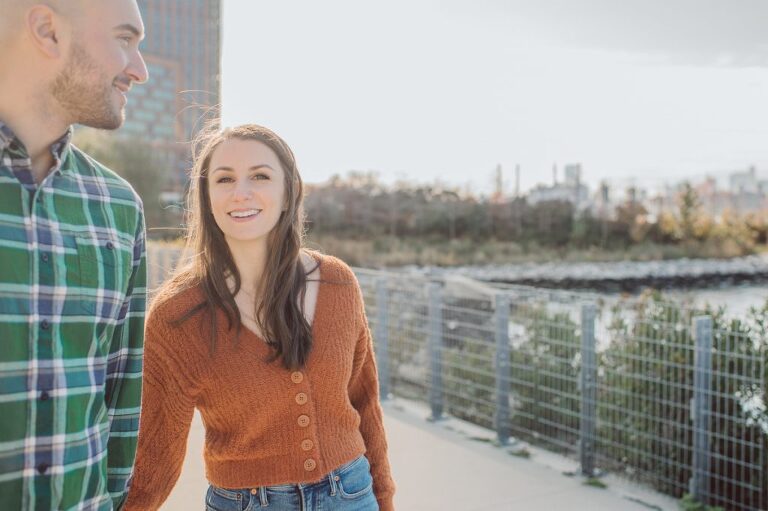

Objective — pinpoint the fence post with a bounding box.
[147,245,161,290]
[580,303,597,477]
[494,292,511,445]
[374,277,391,400]
[690,315,713,502]
[428,282,444,421]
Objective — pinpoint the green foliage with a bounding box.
[508,303,581,451]
[443,338,495,428]
[430,289,768,510]
[679,494,725,511]
[508,447,531,458]
[304,172,763,261]
[72,128,180,236]
[583,477,608,489]
[441,298,582,452]
[600,292,768,508]
[678,182,702,242]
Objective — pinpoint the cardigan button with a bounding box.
[301,439,313,451]
[291,371,304,384]
[297,415,310,427]
[295,392,308,405]
[304,458,316,471]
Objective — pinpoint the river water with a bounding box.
[427,256,768,317]
[664,284,767,316]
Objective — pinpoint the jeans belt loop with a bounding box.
[259,486,269,506]
[328,470,338,496]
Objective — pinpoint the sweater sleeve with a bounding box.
[348,288,396,511]
[123,306,206,511]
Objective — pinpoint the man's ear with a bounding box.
[26,5,63,59]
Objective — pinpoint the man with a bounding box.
[0,1,149,509]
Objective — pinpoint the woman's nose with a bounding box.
[231,182,254,200]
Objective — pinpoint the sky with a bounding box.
[221,0,768,195]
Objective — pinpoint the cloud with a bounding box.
[443,0,768,67]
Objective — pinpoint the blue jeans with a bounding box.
[205,455,379,511]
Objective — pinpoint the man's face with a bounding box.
[50,0,148,130]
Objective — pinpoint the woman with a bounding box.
[124,124,395,510]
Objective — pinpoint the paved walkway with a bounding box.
[161,399,678,510]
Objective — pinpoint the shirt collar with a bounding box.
[0,121,16,152]
[0,119,73,174]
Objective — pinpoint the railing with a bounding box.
[147,246,767,511]
[355,269,767,511]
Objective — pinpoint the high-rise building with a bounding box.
[121,0,222,189]
[564,163,581,188]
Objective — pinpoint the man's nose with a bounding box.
[127,50,149,84]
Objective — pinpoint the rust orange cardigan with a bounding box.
[124,254,395,510]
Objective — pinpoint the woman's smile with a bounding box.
[228,208,262,222]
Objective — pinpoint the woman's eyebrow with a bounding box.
[211,164,274,174]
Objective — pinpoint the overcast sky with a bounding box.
[221,1,768,195]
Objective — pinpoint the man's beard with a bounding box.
[50,42,124,130]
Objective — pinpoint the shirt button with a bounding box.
[40,391,50,401]
[304,458,316,471]
[297,415,310,427]
[41,319,50,330]
[291,372,304,384]
[37,463,49,474]
[301,439,313,451]
[295,392,308,405]
[106,241,114,250]
[41,253,49,263]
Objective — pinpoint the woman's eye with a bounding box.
[216,177,233,183]
[253,173,269,180]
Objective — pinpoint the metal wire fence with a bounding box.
[147,246,768,510]
[356,268,768,511]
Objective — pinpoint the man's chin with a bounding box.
[79,111,125,131]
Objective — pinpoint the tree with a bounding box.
[678,182,702,242]
[72,128,178,236]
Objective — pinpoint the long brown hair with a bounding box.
[154,123,315,369]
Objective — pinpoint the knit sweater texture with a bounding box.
[124,254,395,510]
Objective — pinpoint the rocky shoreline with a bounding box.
[420,254,768,292]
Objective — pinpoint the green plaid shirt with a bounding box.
[0,122,146,511]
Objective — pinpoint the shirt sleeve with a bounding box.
[348,284,396,511]
[105,213,147,510]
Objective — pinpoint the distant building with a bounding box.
[727,166,768,214]
[527,163,590,210]
[564,163,581,188]
[119,0,222,189]
[696,177,723,217]
[730,166,758,194]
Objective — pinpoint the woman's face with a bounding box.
[207,138,287,250]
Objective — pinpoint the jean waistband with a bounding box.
[261,455,366,492]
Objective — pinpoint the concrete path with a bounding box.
[161,399,678,510]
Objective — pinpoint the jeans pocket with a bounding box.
[337,456,374,500]
[206,485,254,511]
